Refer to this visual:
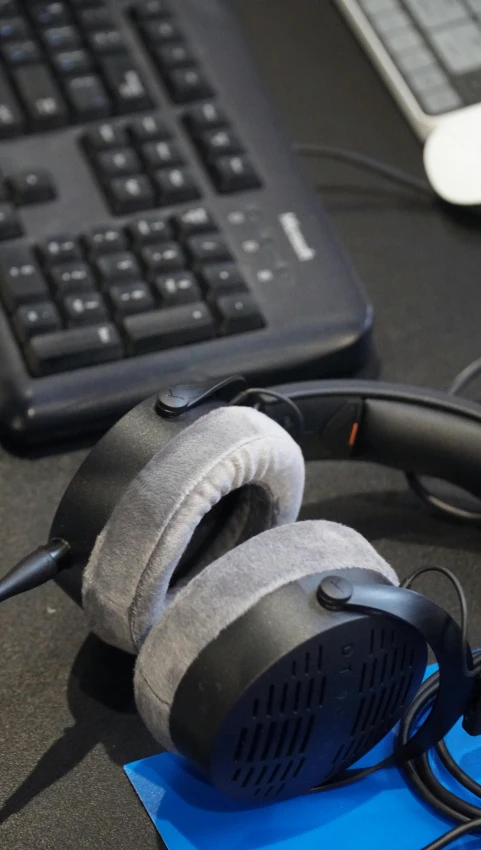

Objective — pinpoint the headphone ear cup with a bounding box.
[134,519,399,753]
[82,405,305,654]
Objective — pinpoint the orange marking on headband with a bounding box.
[348,422,359,448]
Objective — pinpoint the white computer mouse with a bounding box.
[424,104,481,207]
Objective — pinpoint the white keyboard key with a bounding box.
[402,0,468,31]
[430,22,481,75]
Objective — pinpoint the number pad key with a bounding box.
[13,300,61,340]
[38,234,81,266]
[129,113,170,144]
[140,241,186,275]
[0,202,22,239]
[50,261,96,294]
[155,42,194,70]
[140,19,181,45]
[83,224,127,257]
[123,302,215,355]
[141,139,184,169]
[127,213,173,246]
[187,234,232,265]
[62,291,108,326]
[95,251,141,284]
[0,244,47,310]
[199,263,247,295]
[154,167,200,205]
[174,206,217,237]
[108,281,154,316]
[215,293,265,335]
[184,102,227,135]
[153,271,202,306]
[164,65,213,104]
[26,323,122,376]
[198,128,242,159]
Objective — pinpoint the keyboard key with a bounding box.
[174,206,217,238]
[0,244,47,310]
[198,128,243,159]
[140,241,187,275]
[141,139,184,169]
[94,251,141,284]
[127,213,173,245]
[38,234,81,266]
[0,1,20,16]
[65,73,111,119]
[402,0,468,31]
[131,0,169,19]
[26,323,122,376]
[215,293,265,335]
[0,66,24,135]
[42,24,81,51]
[52,47,93,75]
[123,303,215,355]
[154,42,194,70]
[13,300,61,340]
[62,291,108,326]
[8,168,57,205]
[141,19,181,44]
[50,261,95,294]
[108,280,154,315]
[429,23,481,76]
[455,71,481,106]
[154,167,200,205]
[185,102,227,134]
[12,64,68,129]
[83,224,127,257]
[30,2,71,27]
[187,234,232,265]
[77,7,113,29]
[0,17,28,41]
[2,39,41,65]
[95,147,142,178]
[210,155,261,193]
[100,54,153,112]
[153,270,202,306]
[84,121,128,151]
[129,113,170,144]
[419,85,462,114]
[106,174,155,214]
[164,65,213,104]
[0,202,22,239]
[199,263,247,295]
[88,28,125,54]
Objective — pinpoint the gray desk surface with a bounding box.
[2,2,481,848]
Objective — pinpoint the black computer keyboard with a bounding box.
[0,0,372,444]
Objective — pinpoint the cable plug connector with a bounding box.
[0,539,71,604]
[463,675,481,736]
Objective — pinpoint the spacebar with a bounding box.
[25,324,123,376]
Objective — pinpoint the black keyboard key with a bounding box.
[198,128,242,160]
[53,47,93,75]
[108,280,154,316]
[210,154,261,193]
[26,323,122,376]
[0,245,47,310]
[0,66,24,135]
[141,19,181,45]
[216,293,265,335]
[38,234,81,266]
[185,102,227,135]
[13,64,68,130]
[65,73,111,119]
[42,25,81,51]
[106,174,155,214]
[154,167,200,205]
[142,139,184,170]
[8,169,57,205]
[100,54,152,113]
[0,1,20,17]
[50,261,95,294]
[124,302,215,355]
[153,270,201,306]
[89,28,125,54]
[199,262,247,295]
[0,202,22,239]
[2,39,40,65]
[13,300,61,340]
[83,224,127,257]
[140,241,186,275]
[84,121,128,151]
[174,206,216,238]
[164,65,213,104]
[94,251,141,284]
[95,147,142,178]
[129,113,170,144]
[187,234,232,265]
[62,291,108,326]
[127,213,173,246]
[154,42,193,70]
[77,7,112,29]
[131,0,169,19]
[30,2,71,27]
[0,17,28,41]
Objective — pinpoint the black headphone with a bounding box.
[2,375,481,805]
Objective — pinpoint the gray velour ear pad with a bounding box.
[82,405,305,654]
[134,519,399,752]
